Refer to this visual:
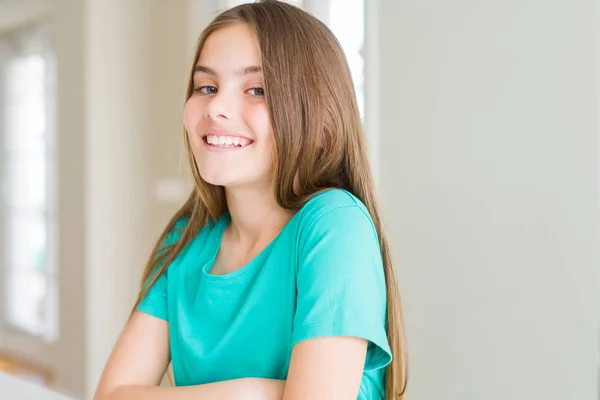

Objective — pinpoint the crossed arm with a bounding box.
[93,311,367,400]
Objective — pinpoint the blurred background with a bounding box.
[0,0,597,399]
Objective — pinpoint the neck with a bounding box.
[224,184,294,247]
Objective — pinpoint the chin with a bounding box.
[200,173,270,191]
[198,167,246,187]
[198,171,231,187]
[196,162,271,189]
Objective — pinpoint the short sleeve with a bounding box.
[138,270,168,320]
[292,205,392,371]
[137,218,188,321]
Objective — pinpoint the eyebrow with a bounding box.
[193,65,263,77]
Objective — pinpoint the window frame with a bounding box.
[0,22,58,343]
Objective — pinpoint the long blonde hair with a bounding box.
[133,0,408,397]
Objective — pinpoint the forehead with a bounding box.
[198,23,262,68]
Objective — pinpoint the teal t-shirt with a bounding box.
[138,189,392,399]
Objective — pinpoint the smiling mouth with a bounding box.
[203,134,253,148]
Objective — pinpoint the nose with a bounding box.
[205,90,234,121]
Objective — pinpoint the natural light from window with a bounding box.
[1,29,57,341]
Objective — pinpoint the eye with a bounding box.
[195,86,218,95]
[246,87,265,97]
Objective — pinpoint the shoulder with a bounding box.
[164,214,225,246]
[161,214,225,270]
[298,189,375,229]
[296,189,379,249]
[165,216,191,244]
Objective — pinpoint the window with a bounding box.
[0,25,58,341]
[308,0,365,119]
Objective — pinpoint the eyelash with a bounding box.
[194,86,265,97]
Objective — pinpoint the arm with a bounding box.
[281,201,393,399]
[283,337,368,400]
[93,311,285,400]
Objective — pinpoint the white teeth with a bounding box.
[206,134,249,147]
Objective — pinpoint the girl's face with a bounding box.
[184,23,273,189]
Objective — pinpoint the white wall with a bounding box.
[84,1,192,397]
[377,0,599,399]
[53,0,86,396]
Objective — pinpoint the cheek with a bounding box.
[253,105,274,164]
[247,103,272,141]
[183,97,204,137]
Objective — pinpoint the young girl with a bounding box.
[93,1,407,399]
